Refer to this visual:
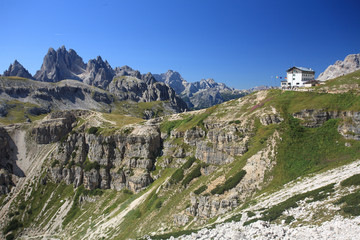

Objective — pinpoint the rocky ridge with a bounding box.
[2,46,187,115]
[317,53,360,81]
[153,70,248,109]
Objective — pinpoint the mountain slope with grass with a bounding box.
[0,71,360,239]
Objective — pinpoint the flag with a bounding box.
[276,76,279,79]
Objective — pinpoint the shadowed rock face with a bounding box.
[3,60,34,79]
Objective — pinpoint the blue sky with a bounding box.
[1,0,360,89]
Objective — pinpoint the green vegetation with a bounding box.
[223,214,242,223]
[340,174,360,187]
[112,100,171,119]
[83,159,100,171]
[170,168,184,184]
[87,126,99,135]
[194,185,207,195]
[183,156,196,169]
[3,219,23,234]
[63,185,86,226]
[268,115,360,188]
[336,190,360,216]
[261,184,335,222]
[285,215,295,224]
[0,100,48,124]
[211,170,246,195]
[182,165,202,187]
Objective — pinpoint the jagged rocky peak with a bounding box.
[153,70,188,93]
[34,46,85,82]
[3,60,33,79]
[114,65,141,79]
[317,53,360,81]
[83,55,115,88]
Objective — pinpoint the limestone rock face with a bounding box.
[83,56,115,89]
[317,53,360,81]
[3,60,34,79]
[31,111,76,144]
[48,121,162,192]
[107,74,187,112]
[34,46,85,82]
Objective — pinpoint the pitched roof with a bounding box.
[287,66,315,72]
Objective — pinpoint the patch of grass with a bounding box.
[211,170,246,195]
[3,219,23,234]
[340,174,360,187]
[194,185,207,195]
[285,215,295,224]
[87,127,99,135]
[247,211,256,217]
[336,190,360,216]
[183,156,196,170]
[261,184,335,222]
[224,214,242,223]
[170,168,184,184]
[83,159,100,172]
[268,115,360,188]
[243,218,260,226]
[62,185,85,226]
[182,165,202,187]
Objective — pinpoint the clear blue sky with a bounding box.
[1,0,360,89]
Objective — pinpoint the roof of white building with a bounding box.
[287,66,315,72]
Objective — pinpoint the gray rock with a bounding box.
[154,70,248,109]
[3,60,34,79]
[34,46,85,82]
[318,53,360,81]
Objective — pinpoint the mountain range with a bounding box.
[153,70,248,109]
[2,46,252,112]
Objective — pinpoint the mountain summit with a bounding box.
[317,53,360,81]
[3,60,34,79]
[34,46,85,82]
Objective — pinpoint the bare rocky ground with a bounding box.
[165,160,360,240]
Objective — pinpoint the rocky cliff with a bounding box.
[317,53,360,81]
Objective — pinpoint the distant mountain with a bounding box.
[1,46,188,115]
[153,70,248,109]
[3,60,34,79]
[317,53,360,81]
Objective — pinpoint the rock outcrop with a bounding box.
[3,60,34,79]
[317,53,360,81]
[48,119,161,192]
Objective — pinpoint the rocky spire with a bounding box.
[3,60,34,79]
[34,46,86,82]
[83,56,115,89]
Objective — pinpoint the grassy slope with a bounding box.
[4,71,360,239]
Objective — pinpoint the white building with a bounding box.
[281,66,315,89]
